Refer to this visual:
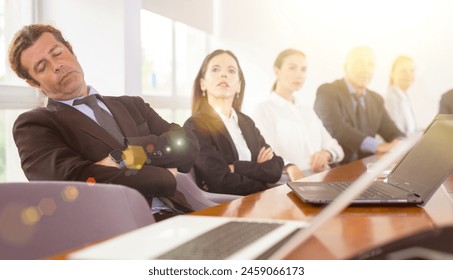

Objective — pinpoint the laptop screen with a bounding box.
[388,115,453,200]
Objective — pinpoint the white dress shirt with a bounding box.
[59,86,112,122]
[217,108,252,161]
[384,86,417,135]
[252,92,344,171]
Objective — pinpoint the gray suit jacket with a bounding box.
[439,89,453,114]
[314,79,404,164]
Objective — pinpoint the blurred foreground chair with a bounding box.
[0,181,154,259]
[176,171,242,211]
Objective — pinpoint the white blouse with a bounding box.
[217,108,252,161]
[252,92,344,171]
[384,86,417,135]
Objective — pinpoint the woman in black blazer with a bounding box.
[184,49,284,195]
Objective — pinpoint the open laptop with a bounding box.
[69,135,419,260]
[288,114,453,206]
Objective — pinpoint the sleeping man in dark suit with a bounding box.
[8,24,199,221]
[314,46,404,164]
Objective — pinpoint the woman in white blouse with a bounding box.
[384,55,417,135]
[253,49,344,180]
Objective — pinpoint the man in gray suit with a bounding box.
[314,46,404,164]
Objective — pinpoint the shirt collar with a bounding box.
[56,86,98,106]
[216,107,239,124]
[392,86,409,99]
[344,78,367,96]
[270,91,298,107]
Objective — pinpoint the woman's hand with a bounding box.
[310,150,332,172]
[257,146,274,163]
[286,164,305,181]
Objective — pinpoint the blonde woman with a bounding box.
[253,49,344,179]
[384,55,417,134]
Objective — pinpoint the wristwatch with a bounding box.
[109,149,126,168]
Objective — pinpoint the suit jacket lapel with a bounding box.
[101,97,139,138]
[339,79,359,127]
[199,102,239,160]
[46,99,121,149]
[237,113,258,160]
[364,91,377,133]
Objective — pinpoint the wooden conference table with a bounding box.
[59,156,453,260]
[192,156,453,259]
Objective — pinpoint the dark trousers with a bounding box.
[153,209,181,222]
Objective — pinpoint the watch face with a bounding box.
[110,149,124,163]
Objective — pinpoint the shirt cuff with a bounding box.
[324,148,336,163]
[360,136,380,153]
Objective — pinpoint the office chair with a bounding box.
[175,171,242,211]
[0,181,154,259]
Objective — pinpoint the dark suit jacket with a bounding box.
[13,95,199,210]
[439,89,453,114]
[184,102,284,195]
[314,79,404,164]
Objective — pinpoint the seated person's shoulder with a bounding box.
[109,95,154,114]
[112,95,145,105]
[184,114,204,130]
[16,107,51,122]
[317,79,342,93]
[317,82,331,92]
[237,110,254,122]
[367,89,385,103]
[13,108,56,133]
[441,89,453,100]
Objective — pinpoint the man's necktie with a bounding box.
[354,93,370,135]
[73,95,124,145]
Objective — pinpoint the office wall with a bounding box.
[142,0,213,33]
[23,0,453,128]
[38,0,141,96]
[212,0,453,128]
[2,0,141,182]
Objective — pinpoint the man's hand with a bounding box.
[95,156,120,168]
[167,168,177,177]
[376,139,400,154]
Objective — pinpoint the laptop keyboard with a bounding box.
[330,182,394,198]
[156,221,283,259]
